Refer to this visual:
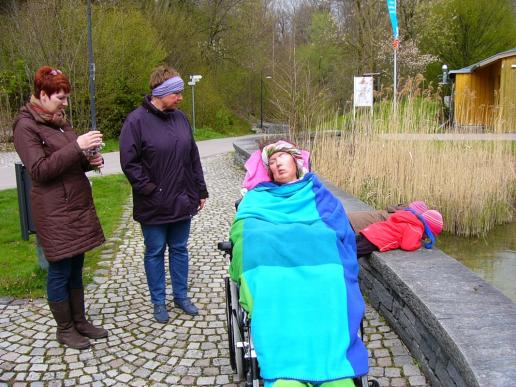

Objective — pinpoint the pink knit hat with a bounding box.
[408,201,429,215]
[421,210,443,236]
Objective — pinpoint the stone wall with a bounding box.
[233,138,516,387]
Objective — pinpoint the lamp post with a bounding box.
[260,73,272,129]
[188,75,202,134]
[441,64,449,84]
[87,0,97,132]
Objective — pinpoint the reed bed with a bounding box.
[311,133,514,236]
[295,83,515,237]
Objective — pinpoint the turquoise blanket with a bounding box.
[229,173,368,383]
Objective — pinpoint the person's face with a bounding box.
[40,90,69,114]
[160,91,183,110]
[269,151,298,184]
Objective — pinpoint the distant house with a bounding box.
[449,48,516,131]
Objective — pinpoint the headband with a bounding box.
[261,140,308,178]
[151,76,184,97]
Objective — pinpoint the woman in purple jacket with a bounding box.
[120,65,208,322]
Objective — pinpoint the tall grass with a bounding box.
[297,78,515,237]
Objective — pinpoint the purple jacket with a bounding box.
[120,96,208,224]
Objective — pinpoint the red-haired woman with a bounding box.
[13,66,108,350]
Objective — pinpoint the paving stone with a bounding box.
[408,375,429,386]
[0,153,428,386]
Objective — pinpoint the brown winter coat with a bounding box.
[12,105,105,261]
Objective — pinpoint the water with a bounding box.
[438,222,516,301]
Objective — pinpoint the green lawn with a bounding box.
[0,174,131,299]
[101,138,119,153]
[194,126,253,141]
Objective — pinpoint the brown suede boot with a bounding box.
[48,300,90,350]
[69,288,108,339]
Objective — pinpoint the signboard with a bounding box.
[353,76,374,107]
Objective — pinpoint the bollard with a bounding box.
[14,162,48,269]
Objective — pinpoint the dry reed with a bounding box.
[301,80,515,237]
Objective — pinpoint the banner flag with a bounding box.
[386,0,399,39]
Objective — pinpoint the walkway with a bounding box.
[0,135,262,191]
[0,153,429,386]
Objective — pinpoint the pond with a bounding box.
[438,222,516,302]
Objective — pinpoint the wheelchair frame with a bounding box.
[218,241,379,387]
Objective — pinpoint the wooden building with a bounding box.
[449,48,516,131]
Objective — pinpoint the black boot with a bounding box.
[69,288,108,339]
[48,300,91,350]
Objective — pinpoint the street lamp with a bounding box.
[188,74,202,134]
[260,73,272,129]
[441,64,449,85]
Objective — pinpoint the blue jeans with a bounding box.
[47,254,84,302]
[141,219,191,305]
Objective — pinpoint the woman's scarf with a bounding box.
[28,95,67,127]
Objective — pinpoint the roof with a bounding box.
[449,47,516,75]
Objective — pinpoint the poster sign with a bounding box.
[353,77,374,107]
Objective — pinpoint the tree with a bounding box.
[1,0,165,137]
[417,0,516,69]
[93,6,166,138]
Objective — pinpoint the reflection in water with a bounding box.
[439,222,516,301]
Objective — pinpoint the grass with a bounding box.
[101,138,119,153]
[194,126,252,141]
[0,174,131,299]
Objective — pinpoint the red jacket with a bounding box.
[359,211,424,252]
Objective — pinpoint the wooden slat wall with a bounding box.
[496,56,516,132]
[454,63,500,128]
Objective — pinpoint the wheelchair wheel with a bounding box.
[225,277,246,379]
[225,277,237,371]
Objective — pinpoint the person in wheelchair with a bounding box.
[229,140,369,387]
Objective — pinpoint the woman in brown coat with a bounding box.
[13,66,108,350]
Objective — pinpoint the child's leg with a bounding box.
[347,210,389,233]
[356,234,379,257]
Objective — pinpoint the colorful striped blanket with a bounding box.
[229,173,368,383]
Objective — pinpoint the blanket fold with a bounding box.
[230,173,368,383]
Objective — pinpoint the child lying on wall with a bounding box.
[347,200,429,233]
[355,208,443,257]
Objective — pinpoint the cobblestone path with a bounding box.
[0,153,429,386]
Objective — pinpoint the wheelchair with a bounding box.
[218,241,379,387]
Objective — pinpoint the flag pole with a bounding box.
[393,42,397,112]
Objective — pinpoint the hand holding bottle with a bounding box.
[77,131,103,151]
